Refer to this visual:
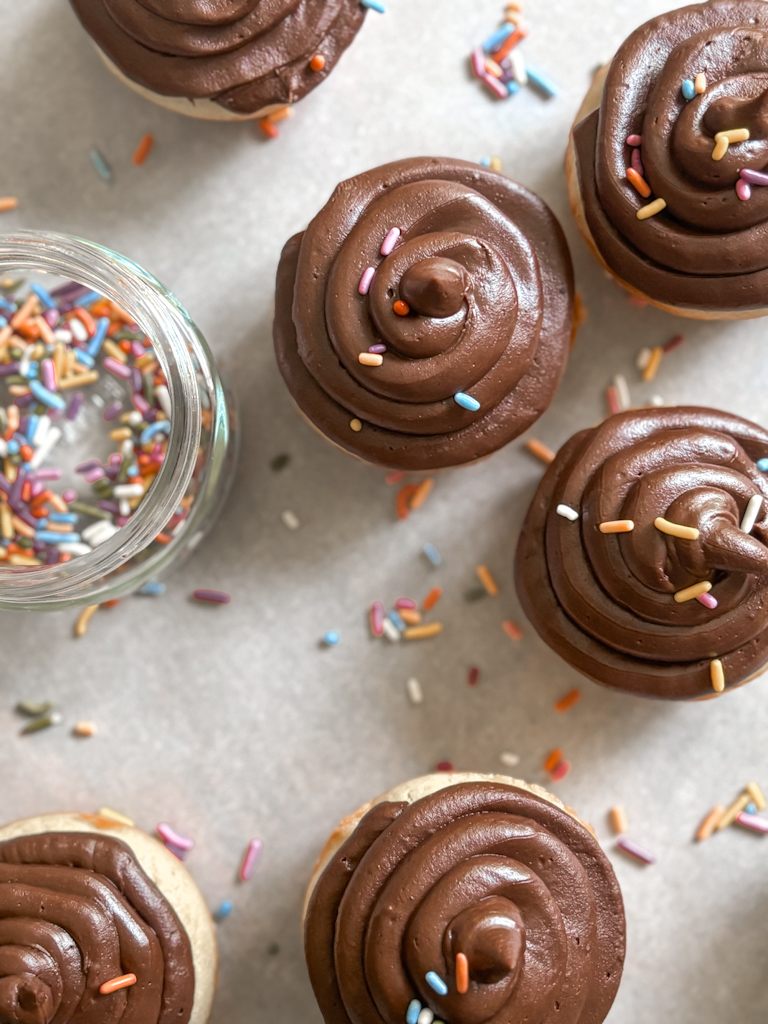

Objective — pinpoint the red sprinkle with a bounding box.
[502,620,523,641]
[663,333,685,353]
[467,666,480,687]
[239,838,263,881]
[550,759,571,782]
[435,760,455,772]
[192,589,231,604]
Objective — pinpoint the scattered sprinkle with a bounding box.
[663,333,685,354]
[359,352,383,366]
[73,721,97,737]
[674,580,711,604]
[710,658,725,693]
[75,604,100,638]
[740,494,763,534]
[525,438,555,464]
[138,579,166,596]
[736,179,752,202]
[681,79,696,101]
[696,804,726,842]
[554,688,581,712]
[736,811,768,834]
[556,503,579,521]
[626,134,642,147]
[370,600,385,637]
[544,748,563,773]
[467,666,480,687]
[215,900,234,920]
[132,133,155,166]
[17,700,53,717]
[282,509,301,530]
[613,373,631,411]
[626,167,651,198]
[309,54,326,72]
[358,267,375,296]
[21,711,62,735]
[323,630,340,646]
[380,227,401,256]
[717,792,751,830]
[406,999,422,1024]
[654,517,699,541]
[526,64,559,97]
[423,544,442,567]
[499,751,520,768]
[100,974,137,996]
[550,759,571,782]
[617,837,657,865]
[712,128,749,162]
[599,519,635,534]
[192,589,231,604]
[98,806,134,826]
[239,838,263,881]
[642,345,664,382]
[610,805,628,835]
[403,622,443,640]
[502,620,523,640]
[417,1009,434,1024]
[0,197,19,213]
[747,781,767,811]
[157,822,195,852]
[382,617,401,642]
[435,760,454,772]
[697,592,718,609]
[410,478,434,511]
[393,300,410,317]
[454,391,481,412]
[406,677,424,704]
[425,972,449,997]
[475,564,499,596]
[695,72,707,94]
[422,587,442,611]
[360,0,386,11]
[89,148,112,182]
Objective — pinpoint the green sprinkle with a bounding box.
[270,453,291,472]
[21,712,63,735]
[464,586,487,602]
[16,700,53,717]
[70,501,112,520]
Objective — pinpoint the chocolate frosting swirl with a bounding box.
[304,782,625,1024]
[572,0,768,312]
[516,407,768,699]
[0,832,195,1024]
[68,0,366,113]
[274,157,574,470]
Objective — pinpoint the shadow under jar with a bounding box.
[0,230,236,611]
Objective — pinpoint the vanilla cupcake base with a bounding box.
[0,811,217,1024]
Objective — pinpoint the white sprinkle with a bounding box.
[556,503,579,522]
[33,415,50,449]
[156,384,171,419]
[509,49,528,85]
[0,439,7,458]
[69,317,88,343]
[126,410,143,427]
[119,499,131,518]
[82,521,120,547]
[91,394,105,409]
[53,327,73,343]
[121,439,134,459]
[57,542,93,556]
[19,345,35,377]
[741,494,763,534]
[499,751,521,768]
[406,677,424,705]
[281,509,300,531]
[636,347,652,371]
[382,618,401,643]
[650,395,665,407]
[113,483,144,499]
[613,374,631,412]
[417,1011,435,1024]
[29,427,61,469]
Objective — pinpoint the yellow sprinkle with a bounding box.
[0,197,19,213]
[716,791,750,830]
[746,781,767,811]
[723,127,750,143]
[696,804,726,842]
[109,427,133,441]
[476,564,499,596]
[59,370,99,389]
[0,503,13,541]
[403,622,444,640]
[97,806,134,827]
[674,580,712,603]
[349,418,363,432]
[8,554,41,566]
[711,135,729,161]
[73,721,98,737]
[410,477,434,511]
[103,339,128,363]
[642,345,664,382]
[637,198,667,220]
[599,519,635,534]
[694,72,706,94]
[75,604,100,638]
[526,438,555,464]
[710,657,725,693]
[490,156,503,172]
[654,517,699,541]
[610,805,628,835]
[358,352,383,367]
[266,105,294,124]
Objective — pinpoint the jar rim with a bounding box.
[0,230,204,606]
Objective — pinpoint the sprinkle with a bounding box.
[358,267,375,295]
[425,972,448,997]
[712,128,749,161]
[758,458,768,472]
[259,118,279,139]
[17,700,53,717]
[556,503,579,521]
[696,804,726,841]
[467,666,480,687]
[471,47,487,79]
[555,688,581,712]
[403,623,443,640]
[550,759,571,782]
[396,484,418,519]
[476,564,499,596]
[482,73,510,100]
[73,721,97,737]
[21,711,62,735]
[157,822,195,851]
[543,748,563,773]
[626,167,651,198]
[454,392,480,412]
[422,587,442,611]
[717,792,751,830]
[606,385,621,416]
[98,806,134,826]
[636,198,667,220]
[410,478,434,511]
[696,592,718,609]
[614,373,631,411]
[267,106,293,125]
[499,751,520,768]
[737,811,768,834]
[491,24,529,63]
[525,64,559,97]
[417,1010,435,1024]
[359,352,383,366]
[90,148,112,181]
[369,344,387,354]
[370,601,385,637]
[747,781,767,811]
[350,418,363,432]
[610,805,628,834]
[406,677,424,705]
[739,168,768,187]
[393,300,410,316]
[309,54,326,72]
[406,1000,422,1024]
[526,438,555,464]
[695,72,707,94]
[740,493,763,533]
[736,179,752,202]
[483,23,515,52]
[282,509,300,530]
[100,975,137,996]
[192,589,231,604]
[380,227,401,256]
[455,952,469,994]
[681,79,696,101]
[360,0,386,10]
[75,604,99,637]
[599,519,634,534]
[674,580,711,603]
[626,134,642,147]
[502,620,523,640]
[382,617,401,642]
[642,345,664,382]
[423,544,442,568]
[654,517,699,541]
[239,838,263,881]
[323,630,340,646]
[617,837,657,865]
[0,197,19,213]
[132,133,155,166]
[435,760,454,773]
[216,900,234,920]
[710,658,725,693]
[29,380,66,410]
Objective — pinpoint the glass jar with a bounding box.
[0,230,237,610]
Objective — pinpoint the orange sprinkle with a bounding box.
[491,24,529,62]
[422,586,442,611]
[309,54,326,72]
[102,599,121,609]
[502,620,523,640]
[410,477,434,511]
[599,519,634,534]
[696,804,726,842]
[544,748,564,773]
[455,952,469,995]
[259,118,279,139]
[267,105,294,125]
[642,346,664,382]
[399,609,422,625]
[99,974,137,996]
[626,167,651,198]
[132,133,155,166]
[476,564,499,596]
[526,438,555,464]
[154,532,172,544]
[393,300,410,317]
[0,197,19,213]
[554,688,581,713]
[70,306,96,335]
[396,484,418,520]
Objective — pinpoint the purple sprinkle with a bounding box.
[98,500,120,514]
[626,134,642,147]
[103,400,122,422]
[358,267,376,296]
[103,356,132,379]
[84,467,106,484]
[369,344,387,354]
[61,489,77,503]
[736,811,768,834]
[0,362,20,377]
[736,179,752,202]
[631,147,644,177]
[104,466,120,480]
[66,392,85,420]
[14,508,38,528]
[75,459,101,475]
[0,474,9,494]
[9,469,25,507]
[30,468,63,482]
[50,280,91,302]
[15,394,34,409]
[132,393,151,416]
[43,309,59,328]
[40,359,57,392]
[380,227,401,256]
[116,515,131,527]
[46,548,60,565]
[739,167,768,187]
[617,836,657,865]
[131,341,145,358]
[130,367,142,392]
[164,841,191,862]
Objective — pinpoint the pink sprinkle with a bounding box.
[736,811,768,834]
[239,838,263,881]
[471,47,486,78]
[84,467,106,484]
[157,822,195,851]
[131,341,145,358]
[617,836,657,864]
[40,358,57,392]
[395,597,417,610]
[62,489,77,503]
[116,515,131,527]
[626,134,642,147]
[380,227,401,256]
[736,179,752,202]
[628,294,648,308]
[630,147,644,177]
[550,759,571,782]
[103,356,132,379]
[696,592,718,609]
[606,385,621,416]
[103,401,123,422]
[482,73,509,99]
[30,468,64,481]
[370,600,384,637]
[358,267,375,296]
[468,666,480,687]
[192,589,231,604]
[108,453,122,467]
[740,167,768,187]
[132,393,151,416]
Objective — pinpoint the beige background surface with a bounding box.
[1,2,766,1022]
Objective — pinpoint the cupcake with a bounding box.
[67,0,367,120]
[516,407,768,700]
[0,811,217,1023]
[274,157,575,471]
[567,0,768,319]
[303,772,625,1024]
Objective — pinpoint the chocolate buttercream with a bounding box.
[0,832,195,1024]
[274,157,574,470]
[304,782,625,1024]
[573,0,768,312]
[68,0,366,114]
[516,407,768,699]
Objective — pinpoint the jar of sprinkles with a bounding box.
[0,230,236,609]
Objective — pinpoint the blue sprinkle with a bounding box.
[76,290,102,308]
[387,610,406,632]
[30,282,56,310]
[425,972,448,997]
[138,579,166,596]
[35,530,81,544]
[746,801,757,815]
[29,380,66,411]
[90,147,113,182]
[75,349,95,368]
[87,316,110,357]
[360,0,386,10]
[140,420,172,445]
[215,899,234,920]
[0,316,7,328]
[0,298,15,315]
[406,1000,422,1024]
[454,392,481,412]
[25,361,39,380]
[681,79,696,101]
[507,80,521,96]
[49,512,78,524]
[6,440,19,455]
[423,543,442,567]
[480,156,492,167]
[323,630,340,646]
[482,23,515,52]
[127,464,140,477]
[526,64,559,98]
[758,458,768,472]
[26,415,39,443]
